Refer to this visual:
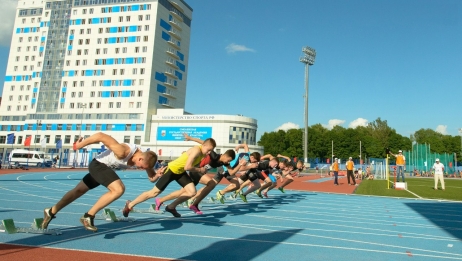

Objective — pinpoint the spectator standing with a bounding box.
[346,157,357,186]
[433,158,445,190]
[332,158,339,186]
[390,150,406,182]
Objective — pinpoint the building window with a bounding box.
[124,136,130,143]
[134,136,141,145]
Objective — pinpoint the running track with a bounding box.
[1,170,461,260]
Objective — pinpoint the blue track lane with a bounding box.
[1,171,462,261]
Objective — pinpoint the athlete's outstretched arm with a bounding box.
[234,143,249,153]
[261,154,275,160]
[227,158,248,176]
[277,154,291,162]
[75,132,129,159]
[183,133,204,144]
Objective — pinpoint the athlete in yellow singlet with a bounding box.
[123,138,216,217]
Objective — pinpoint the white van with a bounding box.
[9,149,47,167]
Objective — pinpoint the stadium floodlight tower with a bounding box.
[299,46,316,166]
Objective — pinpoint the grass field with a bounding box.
[355,178,462,201]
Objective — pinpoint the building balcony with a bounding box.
[165,60,178,69]
[162,89,176,99]
[160,100,175,108]
[166,49,180,60]
[164,70,178,79]
[167,40,180,50]
[168,30,181,40]
[169,9,183,22]
[163,81,177,89]
[168,20,182,31]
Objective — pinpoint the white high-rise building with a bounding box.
[0,0,194,160]
[0,0,262,165]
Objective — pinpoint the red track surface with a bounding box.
[0,244,172,261]
[0,168,360,260]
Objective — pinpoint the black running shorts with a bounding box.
[82,159,121,189]
[188,171,204,186]
[213,171,234,183]
[155,168,193,191]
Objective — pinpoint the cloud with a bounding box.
[275,122,300,131]
[0,1,17,46]
[322,119,345,130]
[225,43,255,53]
[435,125,447,135]
[348,118,368,128]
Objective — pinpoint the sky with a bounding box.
[0,0,461,139]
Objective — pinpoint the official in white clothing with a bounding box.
[432,158,445,190]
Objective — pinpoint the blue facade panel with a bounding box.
[159,96,168,104]
[176,61,186,72]
[5,76,12,82]
[122,90,130,97]
[123,80,131,86]
[92,18,99,24]
[102,124,107,131]
[31,98,36,104]
[76,19,82,25]
[32,124,37,131]
[82,124,86,130]
[155,72,166,82]
[175,71,183,80]
[62,87,67,92]
[161,31,171,41]
[69,71,75,76]
[160,19,171,31]
[60,98,65,103]
[107,58,114,65]
[91,124,96,131]
[71,124,76,131]
[177,51,184,61]
[126,57,134,64]
[103,80,111,86]
[157,84,166,93]
[67,45,72,50]
[62,124,67,130]
[132,5,140,11]
[102,91,110,97]
[69,35,74,40]
[85,70,92,76]
[110,27,117,33]
[131,124,136,131]
[129,26,137,32]
[51,124,57,131]
[128,36,136,43]
[112,124,125,131]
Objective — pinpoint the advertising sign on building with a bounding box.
[157,127,212,141]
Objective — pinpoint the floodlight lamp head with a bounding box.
[300,46,316,65]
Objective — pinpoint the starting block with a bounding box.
[129,204,164,214]
[95,208,135,222]
[207,197,225,204]
[0,218,62,236]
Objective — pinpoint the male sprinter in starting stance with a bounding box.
[42,132,158,232]
[215,147,261,203]
[152,134,247,215]
[123,138,216,217]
